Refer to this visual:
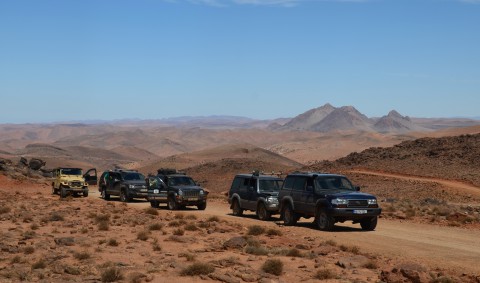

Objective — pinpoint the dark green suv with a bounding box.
[98,170,147,202]
[278,172,381,231]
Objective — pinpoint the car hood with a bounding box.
[171,185,203,191]
[60,176,85,182]
[325,190,376,199]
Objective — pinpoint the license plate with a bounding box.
[353,210,367,214]
[153,189,159,194]
[187,197,198,201]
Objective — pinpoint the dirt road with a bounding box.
[89,190,480,275]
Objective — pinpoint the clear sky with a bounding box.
[1,0,479,123]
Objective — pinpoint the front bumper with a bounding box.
[327,207,382,220]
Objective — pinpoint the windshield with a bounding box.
[259,179,283,192]
[315,176,355,191]
[61,168,82,175]
[168,176,196,186]
[123,172,145,181]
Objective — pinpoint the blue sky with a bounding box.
[1,0,479,123]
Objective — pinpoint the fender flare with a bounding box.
[230,193,241,209]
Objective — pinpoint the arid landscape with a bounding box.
[1,105,480,282]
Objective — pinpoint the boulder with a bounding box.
[28,158,46,170]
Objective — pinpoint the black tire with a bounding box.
[101,188,110,200]
[316,210,335,231]
[150,201,160,208]
[167,196,178,210]
[232,199,243,216]
[52,185,57,195]
[257,203,271,221]
[197,202,207,210]
[83,191,88,197]
[60,186,67,199]
[282,204,298,226]
[360,216,378,231]
[120,189,131,203]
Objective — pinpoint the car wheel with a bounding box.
[167,196,178,210]
[120,190,129,202]
[360,216,378,231]
[257,203,271,221]
[197,203,207,210]
[150,201,160,208]
[316,210,335,231]
[232,199,243,216]
[83,191,88,197]
[60,186,67,199]
[52,186,57,195]
[282,204,298,226]
[101,188,110,200]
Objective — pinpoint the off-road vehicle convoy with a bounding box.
[52,167,97,198]
[146,169,208,210]
[278,172,381,231]
[98,169,147,202]
[228,171,283,220]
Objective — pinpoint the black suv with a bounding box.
[146,169,207,210]
[228,172,283,221]
[278,172,381,231]
[98,170,147,202]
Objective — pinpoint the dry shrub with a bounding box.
[24,246,35,255]
[144,207,158,216]
[80,227,89,234]
[30,223,39,231]
[180,262,215,276]
[266,228,282,236]
[137,231,150,241]
[174,214,185,219]
[245,245,269,256]
[23,231,36,240]
[286,248,302,257]
[185,214,197,220]
[247,225,265,236]
[98,221,110,231]
[49,212,64,222]
[95,214,111,223]
[74,251,91,261]
[179,252,196,261]
[101,267,124,282]
[11,255,23,264]
[184,223,198,231]
[262,259,283,276]
[107,239,119,247]
[314,268,336,280]
[323,240,337,246]
[173,228,185,236]
[32,259,47,269]
[128,272,147,283]
[207,216,219,222]
[148,223,164,231]
[363,260,378,269]
[340,245,360,254]
[152,238,162,252]
[64,265,81,275]
[169,220,186,227]
[0,206,11,214]
[198,221,211,228]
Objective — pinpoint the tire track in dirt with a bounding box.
[348,169,480,197]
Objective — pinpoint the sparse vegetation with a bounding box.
[31,259,47,269]
[107,238,119,247]
[262,259,283,276]
[247,225,265,236]
[286,248,303,257]
[49,212,64,221]
[144,207,158,216]
[74,251,91,261]
[0,206,11,214]
[184,223,198,231]
[148,223,164,231]
[137,231,150,241]
[207,216,219,222]
[180,262,215,276]
[173,228,185,236]
[245,245,269,255]
[314,268,336,280]
[266,228,282,236]
[23,246,35,255]
[152,238,162,251]
[101,267,124,282]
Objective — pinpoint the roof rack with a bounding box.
[251,170,283,177]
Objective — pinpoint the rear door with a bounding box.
[291,177,307,213]
[84,168,97,185]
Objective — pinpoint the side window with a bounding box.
[283,176,295,190]
[231,177,242,190]
[292,177,307,191]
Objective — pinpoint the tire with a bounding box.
[52,186,57,195]
[150,201,160,208]
[83,191,88,197]
[120,189,131,203]
[316,209,335,231]
[257,203,271,221]
[60,186,67,199]
[282,204,298,226]
[232,199,243,216]
[167,196,178,210]
[197,202,207,210]
[101,188,110,200]
[360,216,378,231]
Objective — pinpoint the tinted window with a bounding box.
[292,177,307,191]
[283,176,295,190]
[123,172,145,181]
[242,178,256,188]
[168,176,195,186]
[61,168,82,175]
[259,179,283,191]
[315,176,354,191]
[231,177,243,190]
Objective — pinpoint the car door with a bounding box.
[291,177,307,213]
[83,168,97,186]
[302,177,316,216]
[108,172,121,195]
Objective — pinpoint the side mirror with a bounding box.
[355,186,360,191]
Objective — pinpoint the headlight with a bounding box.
[331,198,348,205]
[199,190,204,195]
[178,189,183,196]
[129,184,135,189]
[367,199,377,205]
[266,196,278,203]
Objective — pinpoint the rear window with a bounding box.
[283,176,295,190]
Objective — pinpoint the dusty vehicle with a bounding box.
[52,168,97,198]
[228,171,283,220]
[146,169,208,210]
[278,172,381,231]
[98,169,147,202]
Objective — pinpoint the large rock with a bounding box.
[28,158,46,170]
